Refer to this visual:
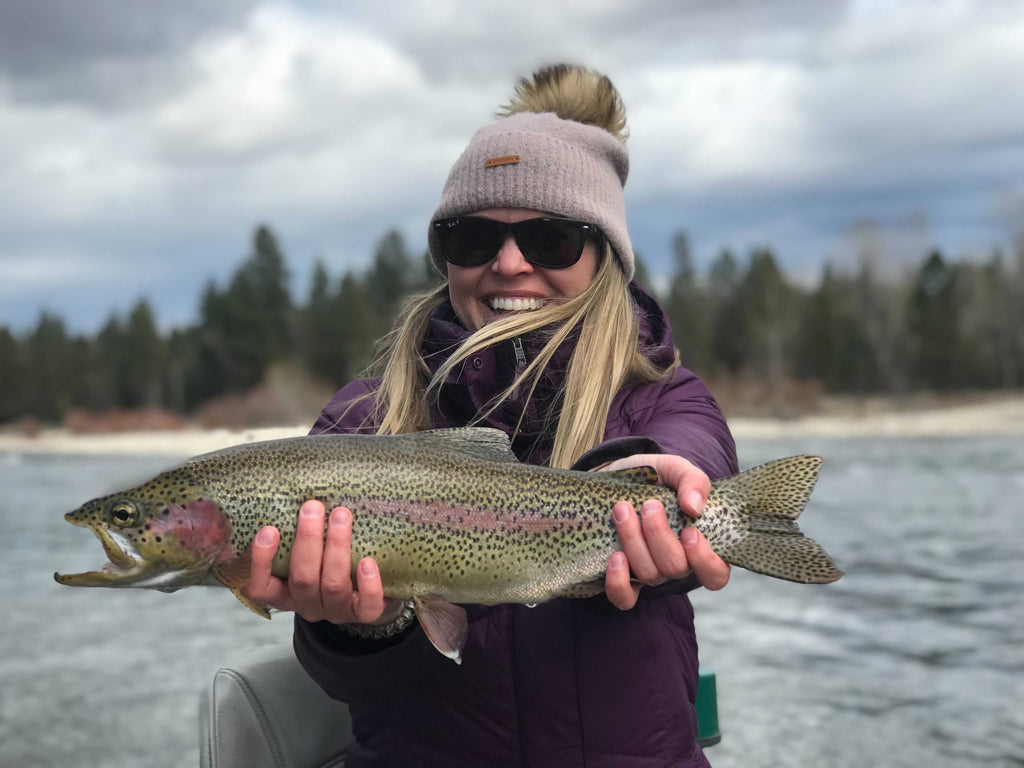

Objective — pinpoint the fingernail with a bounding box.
[255,527,276,546]
[612,503,631,524]
[681,527,699,546]
[687,491,705,514]
[609,552,627,570]
[641,499,659,517]
[329,507,351,527]
[359,559,376,577]
[301,502,322,518]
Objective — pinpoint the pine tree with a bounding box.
[854,255,908,393]
[196,225,296,393]
[707,249,745,375]
[797,265,870,392]
[302,260,350,387]
[907,250,960,389]
[739,248,796,387]
[195,279,234,400]
[25,313,73,421]
[336,272,380,380]
[244,225,294,359]
[366,229,418,338]
[0,328,28,423]
[666,232,710,370]
[122,299,164,407]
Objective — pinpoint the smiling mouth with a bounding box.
[488,296,546,312]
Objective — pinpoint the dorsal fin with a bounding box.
[400,428,519,463]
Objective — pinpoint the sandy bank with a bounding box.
[729,395,1024,439]
[0,426,311,457]
[1,396,1022,456]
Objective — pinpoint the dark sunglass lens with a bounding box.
[517,219,585,268]
[441,218,503,267]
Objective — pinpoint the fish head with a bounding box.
[54,471,234,591]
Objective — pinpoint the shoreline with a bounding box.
[2,395,1022,456]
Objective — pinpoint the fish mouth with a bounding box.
[54,517,159,587]
[54,560,163,587]
[54,516,214,590]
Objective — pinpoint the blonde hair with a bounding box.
[350,65,677,468]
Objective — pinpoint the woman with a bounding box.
[244,65,737,767]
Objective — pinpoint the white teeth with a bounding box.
[489,296,546,312]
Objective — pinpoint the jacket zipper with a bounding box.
[511,337,527,370]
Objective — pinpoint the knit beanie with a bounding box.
[427,111,634,280]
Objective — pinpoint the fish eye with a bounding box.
[109,501,140,527]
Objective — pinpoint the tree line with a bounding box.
[1,223,1022,425]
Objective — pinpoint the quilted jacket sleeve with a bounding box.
[608,367,738,480]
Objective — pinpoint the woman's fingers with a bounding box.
[639,499,692,580]
[351,557,387,623]
[611,501,662,584]
[657,459,711,519]
[601,453,711,518]
[241,502,392,625]
[242,525,293,611]
[287,500,328,619]
[318,507,355,619]
[681,527,731,591]
[607,495,732,610]
[612,499,694,586]
[604,551,640,610]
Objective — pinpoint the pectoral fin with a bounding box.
[212,553,252,589]
[212,553,270,619]
[413,595,468,664]
[230,588,271,619]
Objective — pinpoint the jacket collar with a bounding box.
[423,280,673,372]
[420,280,675,461]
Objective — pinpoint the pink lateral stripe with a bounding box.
[364,499,578,534]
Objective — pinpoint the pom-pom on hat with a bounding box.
[427,110,634,280]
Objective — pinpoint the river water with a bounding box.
[1,436,1022,767]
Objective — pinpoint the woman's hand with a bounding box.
[241,500,403,625]
[600,453,731,609]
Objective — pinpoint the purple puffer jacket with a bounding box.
[294,283,738,768]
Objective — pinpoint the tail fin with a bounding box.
[704,456,843,584]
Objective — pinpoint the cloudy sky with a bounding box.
[2,0,1022,332]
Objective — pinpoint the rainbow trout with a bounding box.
[55,428,841,662]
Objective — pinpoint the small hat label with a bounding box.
[485,154,521,167]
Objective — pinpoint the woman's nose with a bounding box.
[491,233,534,275]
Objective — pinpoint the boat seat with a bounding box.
[198,650,719,766]
[199,648,351,768]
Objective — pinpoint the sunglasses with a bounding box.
[433,216,602,269]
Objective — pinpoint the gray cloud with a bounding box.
[1,0,1022,333]
[336,0,844,82]
[0,0,259,107]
